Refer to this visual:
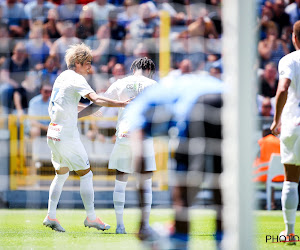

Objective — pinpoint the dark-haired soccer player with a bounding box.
[79,57,157,234]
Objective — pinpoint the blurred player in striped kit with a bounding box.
[127,73,224,249]
[79,57,157,234]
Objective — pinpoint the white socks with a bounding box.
[47,172,69,219]
[80,171,96,221]
[281,181,299,234]
[141,178,152,228]
[113,180,127,227]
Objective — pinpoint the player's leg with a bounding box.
[188,93,223,246]
[281,164,300,240]
[138,170,153,231]
[114,170,129,234]
[131,129,157,241]
[76,167,110,231]
[43,166,69,232]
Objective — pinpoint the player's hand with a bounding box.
[270,120,281,136]
[122,98,134,107]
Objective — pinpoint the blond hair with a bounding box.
[65,43,92,70]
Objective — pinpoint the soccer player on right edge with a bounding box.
[271,20,300,245]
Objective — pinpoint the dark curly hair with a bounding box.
[130,57,155,77]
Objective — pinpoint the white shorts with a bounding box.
[280,125,300,165]
[47,134,90,172]
[108,137,156,174]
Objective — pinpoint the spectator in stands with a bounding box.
[27,82,52,138]
[258,62,278,98]
[281,25,294,52]
[124,42,150,73]
[117,0,139,29]
[209,66,222,80]
[25,21,51,71]
[89,24,118,74]
[50,21,81,70]
[106,10,127,64]
[109,63,126,85]
[181,7,219,39]
[57,0,82,25]
[0,41,29,115]
[285,0,300,26]
[24,0,55,28]
[167,58,192,77]
[253,128,281,209]
[108,10,127,42]
[146,0,186,26]
[258,21,289,68]
[109,0,124,5]
[0,23,11,68]
[257,96,274,130]
[171,30,206,70]
[1,0,28,37]
[259,97,273,117]
[128,3,158,41]
[259,1,274,40]
[87,0,116,30]
[203,53,220,72]
[271,0,291,37]
[76,6,95,40]
[43,9,61,41]
[208,0,222,36]
[38,55,60,86]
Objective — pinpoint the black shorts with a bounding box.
[175,93,223,174]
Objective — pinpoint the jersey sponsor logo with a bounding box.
[119,131,130,138]
[49,123,61,132]
[126,83,143,93]
[47,136,61,141]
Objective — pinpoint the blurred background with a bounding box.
[0,0,293,211]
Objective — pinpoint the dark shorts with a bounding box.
[175,93,223,174]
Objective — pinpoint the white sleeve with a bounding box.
[75,76,95,98]
[278,56,294,81]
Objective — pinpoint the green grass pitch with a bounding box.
[0,209,300,249]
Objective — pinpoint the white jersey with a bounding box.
[48,70,95,136]
[278,50,300,131]
[103,75,157,138]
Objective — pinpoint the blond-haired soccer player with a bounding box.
[79,57,157,234]
[43,43,130,232]
[271,20,300,245]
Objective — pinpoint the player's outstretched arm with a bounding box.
[86,92,130,108]
[78,103,100,119]
[271,78,290,136]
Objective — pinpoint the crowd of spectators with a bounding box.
[0,0,297,137]
[257,0,300,129]
[0,0,223,121]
